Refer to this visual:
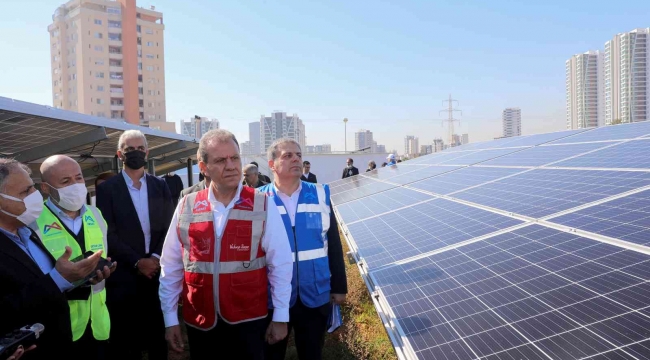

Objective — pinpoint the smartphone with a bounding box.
[71,250,114,287]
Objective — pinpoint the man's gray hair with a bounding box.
[243,164,258,174]
[267,138,301,161]
[117,130,148,151]
[198,129,239,163]
[0,159,31,192]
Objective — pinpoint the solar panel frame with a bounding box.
[553,139,650,169]
[369,224,650,360]
[408,166,529,195]
[335,187,437,224]
[549,120,650,144]
[480,142,620,167]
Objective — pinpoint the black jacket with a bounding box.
[326,203,348,295]
[0,229,71,359]
[179,179,208,201]
[95,173,174,300]
[300,173,317,183]
[341,166,359,179]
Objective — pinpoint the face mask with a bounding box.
[47,183,87,211]
[123,150,147,169]
[0,191,44,226]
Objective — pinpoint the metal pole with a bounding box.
[343,118,348,152]
[148,159,156,176]
[112,155,119,174]
[187,158,193,187]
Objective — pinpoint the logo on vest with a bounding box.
[229,244,250,252]
[194,200,209,212]
[84,215,95,225]
[43,222,62,234]
[304,192,317,202]
[90,244,103,251]
[235,197,254,210]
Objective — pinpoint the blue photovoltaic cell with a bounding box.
[481,142,617,167]
[490,129,588,148]
[384,165,460,185]
[346,199,522,270]
[409,167,526,195]
[554,139,650,169]
[371,225,650,360]
[408,151,478,165]
[335,187,435,224]
[330,180,396,205]
[440,148,527,165]
[328,176,386,193]
[453,169,650,218]
[550,120,650,144]
[548,189,650,246]
[361,164,431,181]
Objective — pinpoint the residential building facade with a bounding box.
[48,0,172,131]
[261,111,306,152]
[354,129,374,151]
[180,116,219,138]
[404,135,419,157]
[502,108,522,137]
[566,51,604,129]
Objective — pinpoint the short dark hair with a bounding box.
[347,158,353,163]
[94,172,116,188]
[303,161,310,166]
[250,161,259,167]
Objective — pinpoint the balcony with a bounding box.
[110,104,125,111]
[109,66,122,73]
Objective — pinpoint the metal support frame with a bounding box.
[14,127,108,162]
[148,159,156,176]
[148,141,187,158]
[187,158,193,187]
[112,155,119,174]
[153,148,197,166]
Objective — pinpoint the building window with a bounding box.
[94,19,102,25]
[146,41,154,46]
[148,114,156,120]
[97,98,103,104]
[108,33,121,41]
[95,59,104,65]
[148,102,155,108]
[108,20,121,28]
[96,72,105,78]
[138,87,143,95]
[136,25,141,33]
[97,86,105,91]
[146,66,154,71]
[146,28,153,35]
[107,7,121,15]
[138,62,143,70]
[94,45,103,52]
[146,54,154,59]
[147,90,154,95]
[94,32,103,39]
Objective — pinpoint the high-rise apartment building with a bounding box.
[354,129,374,151]
[605,28,650,124]
[180,116,219,138]
[566,51,604,129]
[305,144,332,154]
[248,121,261,155]
[404,135,419,157]
[261,111,306,152]
[48,0,172,131]
[502,108,522,137]
[420,145,432,155]
[461,133,469,145]
[433,138,444,152]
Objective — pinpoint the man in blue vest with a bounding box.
[260,138,347,360]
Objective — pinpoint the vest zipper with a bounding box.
[292,226,299,296]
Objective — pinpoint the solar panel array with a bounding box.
[330,122,650,360]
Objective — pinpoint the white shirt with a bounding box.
[122,171,154,255]
[159,183,293,327]
[46,199,86,235]
[275,182,302,226]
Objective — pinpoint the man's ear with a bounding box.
[267,160,275,172]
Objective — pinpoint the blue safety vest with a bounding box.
[260,181,332,308]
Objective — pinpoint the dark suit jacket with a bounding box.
[301,173,317,183]
[179,179,207,201]
[96,173,174,300]
[0,229,71,358]
[341,166,359,179]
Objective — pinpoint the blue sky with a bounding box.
[0,0,648,153]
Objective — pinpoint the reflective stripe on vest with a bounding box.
[260,182,332,308]
[177,187,269,329]
[31,204,110,341]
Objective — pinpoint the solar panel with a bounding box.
[331,180,396,205]
[363,165,458,183]
[361,164,433,180]
[547,189,650,246]
[481,142,618,167]
[553,139,650,169]
[408,167,526,195]
[370,225,650,360]
[346,199,522,270]
[336,187,435,224]
[452,169,650,218]
[333,121,650,360]
[550,120,650,144]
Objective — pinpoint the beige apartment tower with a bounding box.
[48,0,174,132]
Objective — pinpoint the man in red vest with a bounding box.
[159,129,293,360]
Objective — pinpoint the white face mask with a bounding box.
[0,191,44,226]
[47,183,88,211]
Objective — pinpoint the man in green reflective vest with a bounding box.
[29,155,116,360]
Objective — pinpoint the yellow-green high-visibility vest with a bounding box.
[31,204,111,341]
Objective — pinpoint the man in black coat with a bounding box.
[300,161,317,183]
[96,130,174,360]
[341,158,359,179]
[0,159,105,359]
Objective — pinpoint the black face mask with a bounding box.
[123,150,147,169]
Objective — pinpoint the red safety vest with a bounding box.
[177,186,268,329]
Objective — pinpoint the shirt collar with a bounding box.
[274,181,302,198]
[207,181,243,210]
[0,225,32,245]
[122,170,146,188]
[45,198,86,220]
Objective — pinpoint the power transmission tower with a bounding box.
[439,94,462,147]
